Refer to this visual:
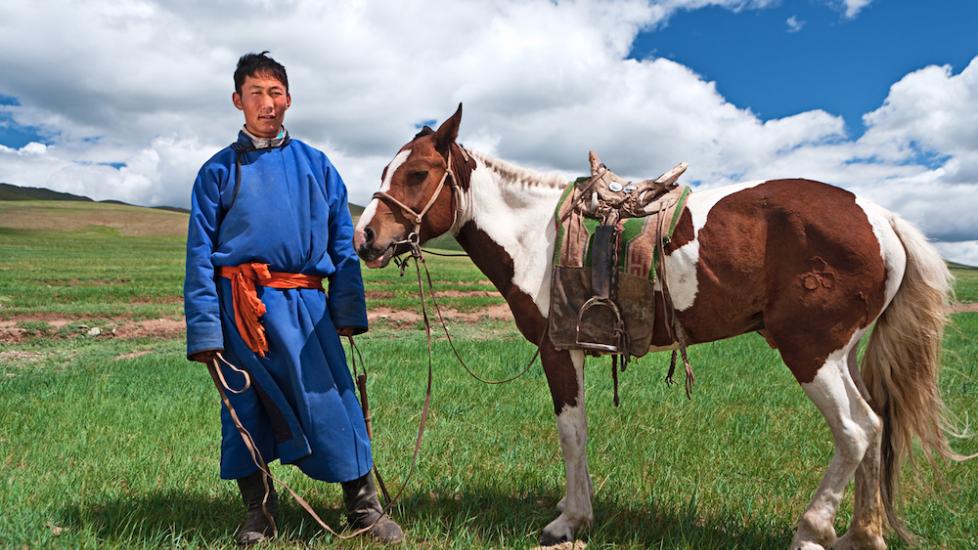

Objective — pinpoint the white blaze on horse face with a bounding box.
[355,148,412,234]
[663,181,765,311]
[465,161,563,316]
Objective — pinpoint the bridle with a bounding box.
[370,145,541,385]
[371,148,463,243]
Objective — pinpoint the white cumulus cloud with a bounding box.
[786,16,805,32]
[0,0,974,263]
[840,0,873,19]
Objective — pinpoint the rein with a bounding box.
[206,335,432,540]
[374,147,540,386]
[390,234,542,386]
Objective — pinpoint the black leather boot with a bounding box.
[341,473,404,544]
[235,471,278,546]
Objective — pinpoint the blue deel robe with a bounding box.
[183,131,371,482]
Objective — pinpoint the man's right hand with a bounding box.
[189,350,221,365]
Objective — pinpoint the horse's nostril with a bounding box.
[363,227,375,245]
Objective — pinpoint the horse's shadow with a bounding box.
[62,486,790,547]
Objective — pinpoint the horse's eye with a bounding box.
[407,170,428,184]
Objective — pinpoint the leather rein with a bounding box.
[371,148,543,387]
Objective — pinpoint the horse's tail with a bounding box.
[862,214,968,540]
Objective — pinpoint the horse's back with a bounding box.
[675,179,892,374]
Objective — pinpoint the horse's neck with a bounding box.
[454,156,566,317]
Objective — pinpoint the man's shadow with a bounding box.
[62,485,791,547]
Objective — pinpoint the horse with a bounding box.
[353,104,965,549]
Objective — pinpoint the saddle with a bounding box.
[549,151,691,362]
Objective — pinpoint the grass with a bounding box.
[2,319,976,549]
[952,266,978,303]
[1,201,976,548]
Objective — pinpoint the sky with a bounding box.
[1,0,977,264]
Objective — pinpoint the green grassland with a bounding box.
[952,266,978,303]
[1,200,976,549]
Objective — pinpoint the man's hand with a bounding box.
[337,327,355,337]
[189,349,221,365]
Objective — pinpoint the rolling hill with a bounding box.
[0,182,462,250]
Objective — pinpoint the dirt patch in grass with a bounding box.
[0,350,44,364]
[949,302,978,314]
[368,303,512,324]
[111,319,185,339]
[114,349,154,361]
[427,289,499,298]
[0,317,184,343]
[367,289,499,300]
[0,306,513,343]
[129,295,184,305]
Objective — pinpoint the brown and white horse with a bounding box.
[354,105,964,549]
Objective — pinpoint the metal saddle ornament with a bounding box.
[578,151,688,223]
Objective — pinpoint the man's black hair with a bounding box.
[234,51,289,93]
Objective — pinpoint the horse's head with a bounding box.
[354,104,465,268]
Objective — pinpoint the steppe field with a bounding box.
[1,199,976,549]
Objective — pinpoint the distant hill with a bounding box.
[0,182,93,202]
[1,182,360,218]
[97,198,190,214]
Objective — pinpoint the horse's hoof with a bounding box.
[792,512,837,550]
[832,531,886,550]
[539,527,572,547]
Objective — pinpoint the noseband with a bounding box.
[371,150,460,240]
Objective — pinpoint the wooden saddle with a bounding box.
[549,151,691,360]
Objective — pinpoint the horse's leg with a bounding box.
[778,331,880,550]
[834,345,887,550]
[539,342,592,545]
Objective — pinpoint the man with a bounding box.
[183,51,403,545]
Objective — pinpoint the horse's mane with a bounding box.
[468,150,568,190]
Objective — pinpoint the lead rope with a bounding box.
[207,341,432,539]
[375,146,539,386]
[346,335,392,505]
[392,233,542,385]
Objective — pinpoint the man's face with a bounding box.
[232,73,291,138]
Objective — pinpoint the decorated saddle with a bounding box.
[548,152,691,358]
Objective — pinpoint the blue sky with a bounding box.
[0,0,977,263]
[0,95,51,148]
[632,1,978,136]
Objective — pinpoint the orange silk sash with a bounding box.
[219,263,324,357]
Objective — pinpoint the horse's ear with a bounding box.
[588,150,604,175]
[434,103,463,155]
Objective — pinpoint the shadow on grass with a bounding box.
[62,485,791,548]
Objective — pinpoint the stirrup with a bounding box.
[575,296,624,353]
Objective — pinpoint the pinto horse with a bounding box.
[354,105,964,549]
